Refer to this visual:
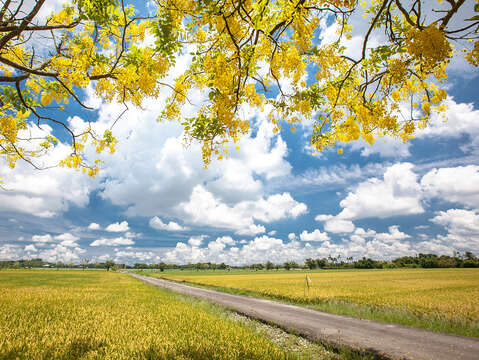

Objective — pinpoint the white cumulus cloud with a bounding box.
[421,165,479,209]
[149,216,189,231]
[338,163,423,220]
[105,221,130,232]
[88,223,101,230]
[90,237,135,247]
[299,229,330,242]
[180,186,306,234]
[324,218,355,233]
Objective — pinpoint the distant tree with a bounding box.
[305,258,317,270]
[463,260,479,268]
[284,261,298,270]
[464,252,477,261]
[315,259,327,269]
[463,252,478,268]
[265,261,275,270]
[418,253,439,268]
[158,262,167,272]
[104,260,115,271]
[438,256,457,268]
[354,257,376,269]
[253,263,264,271]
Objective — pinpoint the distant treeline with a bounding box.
[304,252,479,270]
[127,252,479,270]
[0,258,119,271]
[2,252,477,270]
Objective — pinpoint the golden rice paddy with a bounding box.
[160,268,479,323]
[0,270,296,360]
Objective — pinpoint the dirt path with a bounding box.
[131,273,479,360]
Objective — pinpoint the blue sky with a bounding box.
[1,1,479,265]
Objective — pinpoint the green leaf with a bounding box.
[465,15,479,21]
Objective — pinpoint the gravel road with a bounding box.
[131,273,479,360]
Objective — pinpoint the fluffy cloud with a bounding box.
[188,235,207,247]
[431,209,479,236]
[299,229,330,242]
[207,236,236,253]
[24,244,37,252]
[416,98,479,153]
[347,138,411,158]
[315,214,333,222]
[149,217,189,231]
[180,186,306,234]
[234,225,265,236]
[324,218,355,233]
[0,123,93,218]
[90,237,135,247]
[0,244,23,260]
[54,233,79,242]
[165,235,292,265]
[428,209,479,252]
[242,235,284,251]
[290,163,387,191]
[337,163,423,220]
[32,234,54,243]
[31,233,80,247]
[162,226,415,266]
[54,233,80,248]
[374,226,410,243]
[88,223,101,230]
[95,99,293,220]
[113,248,159,263]
[421,165,479,209]
[105,221,130,232]
[343,97,479,159]
[37,244,86,263]
[354,227,414,259]
[215,236,236,245]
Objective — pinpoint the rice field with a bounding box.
[0,270,301,360]
[157,268,479,337]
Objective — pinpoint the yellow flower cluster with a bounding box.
[0,108,30,168]
[405,26,452,73]
[0,3,172,174]
[466,40,479,66]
